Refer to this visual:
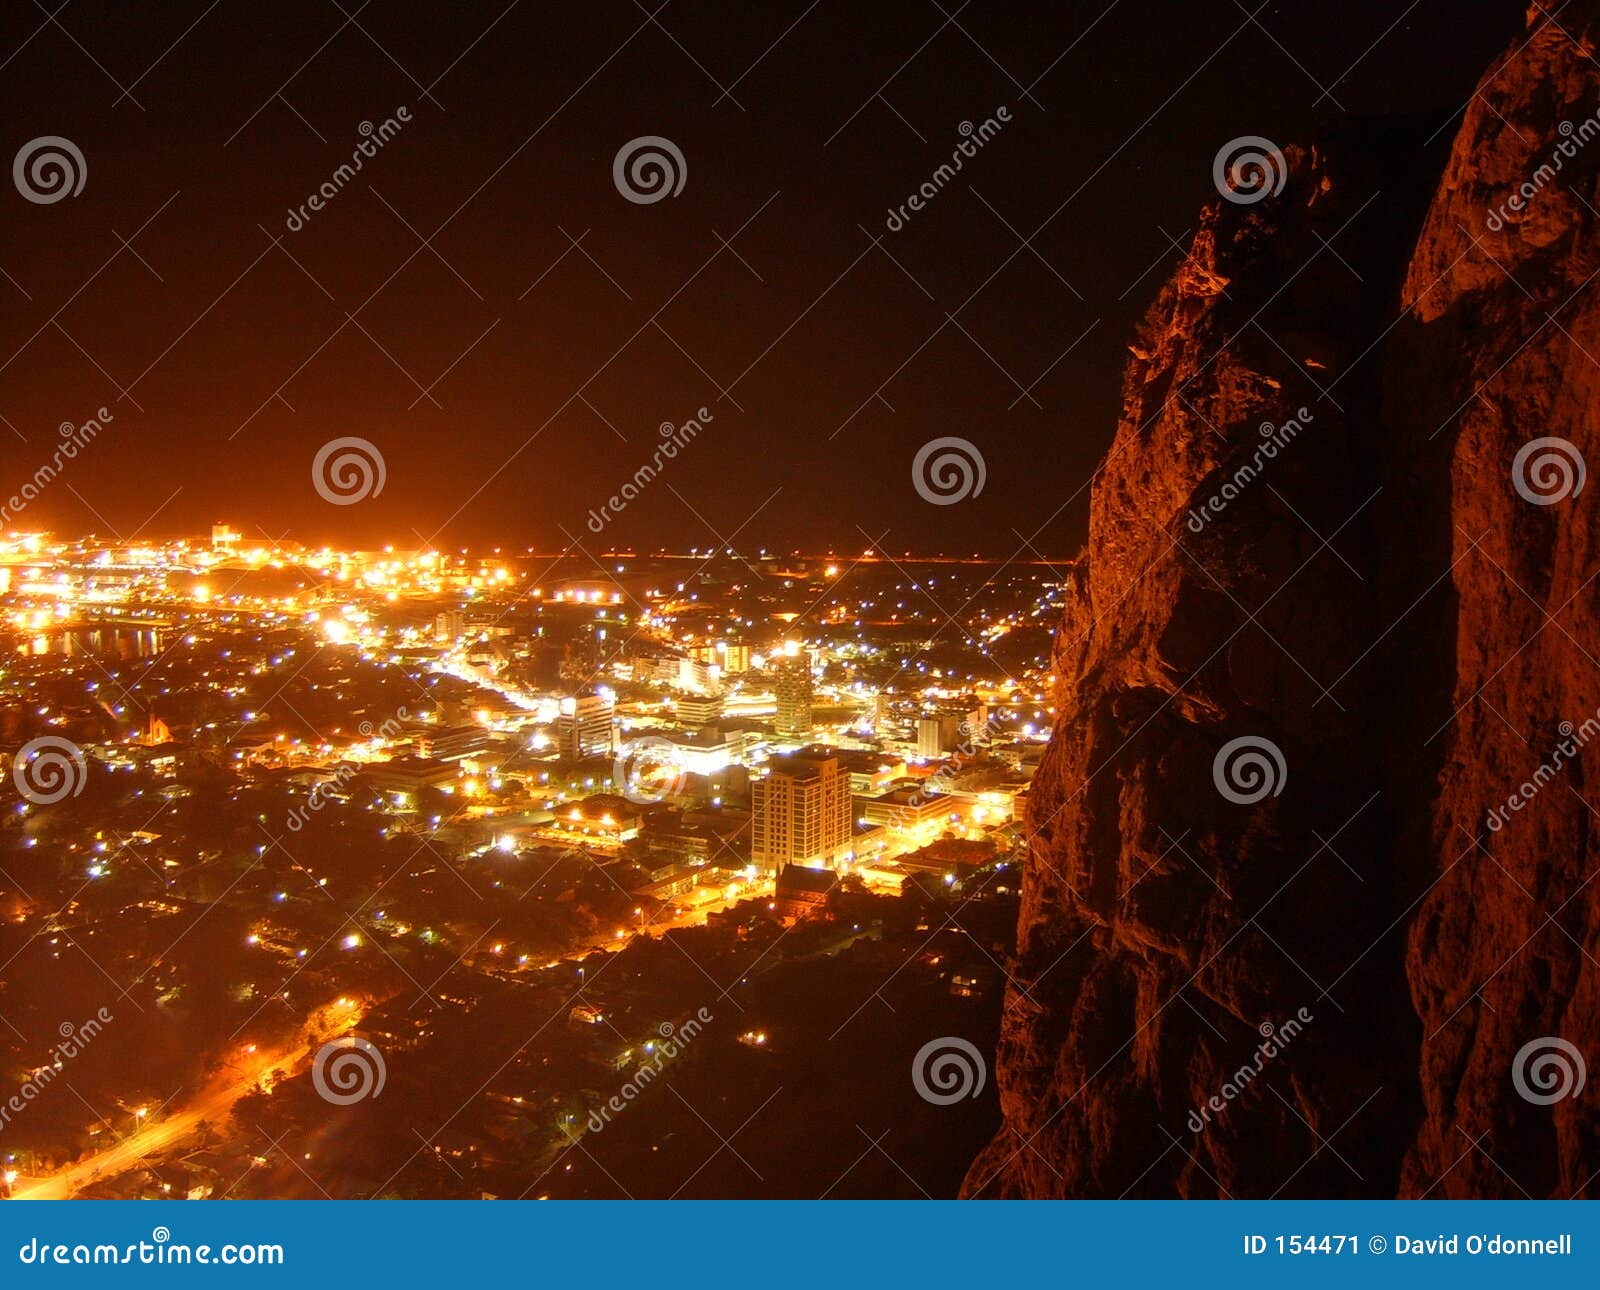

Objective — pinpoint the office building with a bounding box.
[750,752,852,872]
[772,643,813,741]
[556,691,615,759]
[917,714,961,759]
[677,691,724,730]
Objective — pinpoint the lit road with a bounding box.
[8,1009,363,1201]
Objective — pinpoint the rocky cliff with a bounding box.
[966,4,1600,1198]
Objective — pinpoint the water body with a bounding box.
[19,626,163,659]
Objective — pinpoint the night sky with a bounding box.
[0,0,1523,555]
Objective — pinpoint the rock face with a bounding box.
[967,5,1600,1198]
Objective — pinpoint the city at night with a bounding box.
[1,0,1597,1281]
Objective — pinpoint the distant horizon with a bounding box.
[0,530,1081,564]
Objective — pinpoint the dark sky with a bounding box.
[0,0,1524,557]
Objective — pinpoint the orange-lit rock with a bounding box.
[968,4,1600,1198]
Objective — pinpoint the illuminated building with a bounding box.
[653,727,761,776]
[750,753,851,872]
[557,691,615,759]
[860,785,951,829]
[364,756,458,793]
[211,523,240,554]
[413,723,492,762]
[774,863,840,919]
[677,691,724,730]
[435,610,465,643]
[917,714,961,759]
[694,640,750,674]
[796,744,904,794]
[638,654,713,692]
[772,643,813,741]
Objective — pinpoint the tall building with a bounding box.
[557,691,614,759]
[750,753,852,872]
[714,640,751,674]
[434,609,465,643]
[917,714,961,759]
[772,643,813,741]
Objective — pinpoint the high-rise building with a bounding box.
[211,523,240,554]
[772,643,813,741]
[715,641,751,674]
[963,703,990,746]
[556,691,615,759]
[679,657,712,693]
[917,714,961,759]
[750,752,852,872]
[435,609,465,643]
